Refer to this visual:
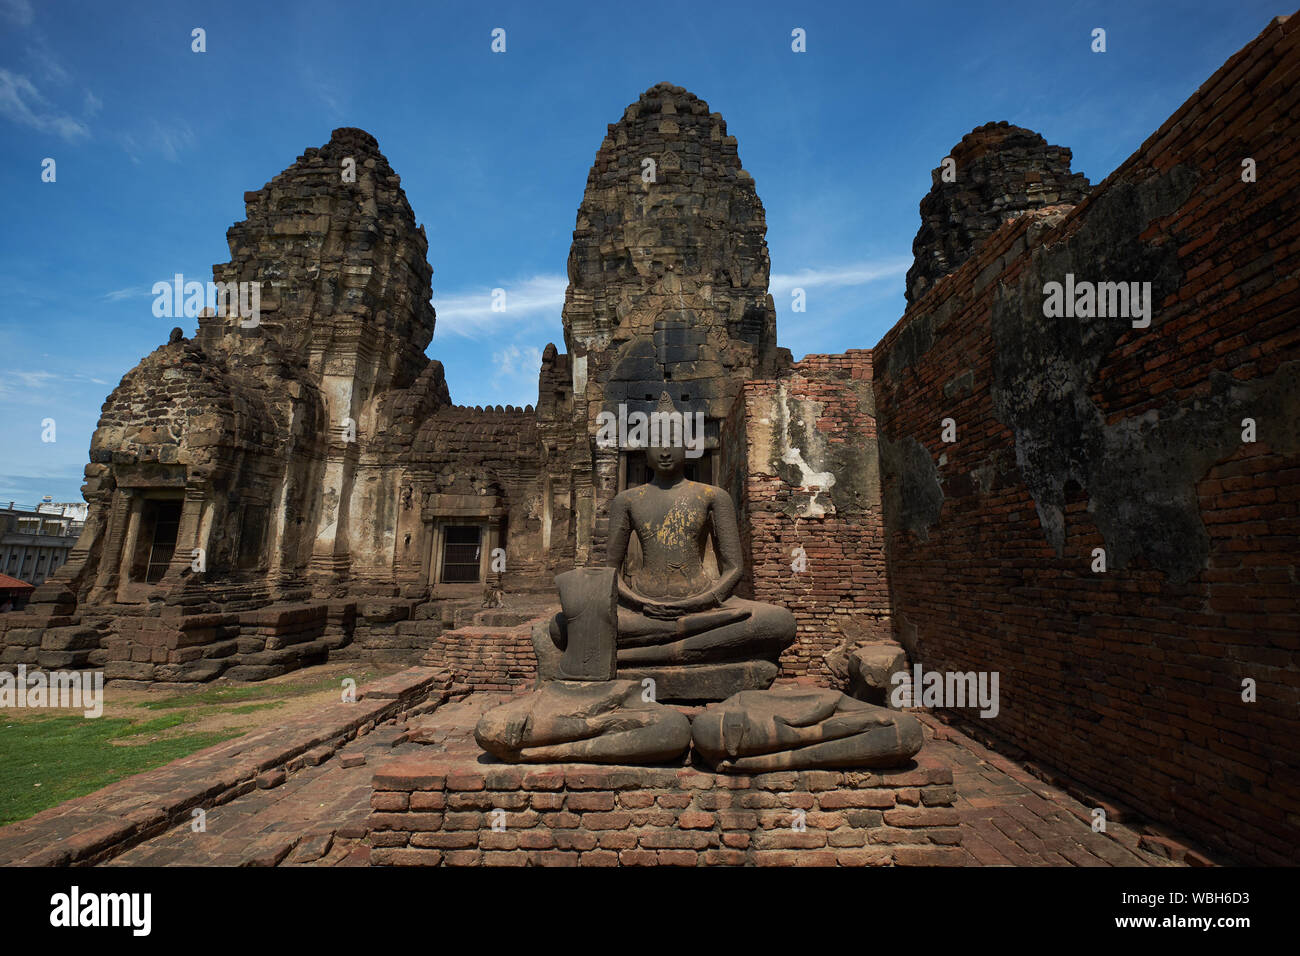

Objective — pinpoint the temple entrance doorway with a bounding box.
[440,525,483,584]
[141,499,182,584]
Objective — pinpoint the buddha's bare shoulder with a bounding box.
[612,484,650,507]
[693,482,734,506]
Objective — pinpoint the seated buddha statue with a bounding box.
[475,398,920,768]
[597,427,797,700]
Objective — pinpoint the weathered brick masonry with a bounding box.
[724,352,892,682]
[420,622,540,693]
[367,753,960,867]
[871,17,1300,865]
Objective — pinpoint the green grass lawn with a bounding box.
[0,666,379,826]
[137,669,376,710]
[0,714,239,826]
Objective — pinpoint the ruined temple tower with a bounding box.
[905,121,1091,305]
[554,82,790,562]
[6,129,454,680]
[197,127,448,590]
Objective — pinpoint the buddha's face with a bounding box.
[646,444,686,481]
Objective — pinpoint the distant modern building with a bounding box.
[37,498,89,523]
[0,500,85,588]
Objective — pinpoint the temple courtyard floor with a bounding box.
[0,672,1210,867]
[114,697,1183,867]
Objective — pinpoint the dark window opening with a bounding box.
[441,525,482,583]
[237,505,268,570]
[143,500,182,583]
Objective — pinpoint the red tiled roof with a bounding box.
[0,573,35,591]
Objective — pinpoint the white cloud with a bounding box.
[148,121,194,162]
[493,344,543,379]
[82,89,101,117]
[769,258,911,296]
[117,121,196,164]
[25,38,69,85]
[475,344,543,408]
[10,369,57,388]
[0,368,56,401]
[0,68,89,141]
[434,274,567,339]
[102,286,147,302]
[299,63,345,115]
[0,368,117,402]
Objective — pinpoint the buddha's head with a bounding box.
[646,443,686,482]
[645,391,687,481]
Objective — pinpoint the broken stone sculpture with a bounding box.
[552,566,618,681]
[826,641,910,706]
[475,566,691,764]
[474,676,692,764]
[690,686,923,772]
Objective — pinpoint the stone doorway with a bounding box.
[440,525,482,584]
[140,499,182,584]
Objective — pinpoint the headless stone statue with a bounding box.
[691,687,923,772]
[475,566,692,764]
[552,566,618,681]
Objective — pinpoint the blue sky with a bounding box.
[0,0,1279,505]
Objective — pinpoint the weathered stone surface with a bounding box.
[691,687,923,772]
[152,659,229,683]
[39,627,100,652]
[825,643,908,707]
[474,680,691,764]
[553,567,618,681]
[871,16,1300,867]
[531,617,563,684]
[619,661,778,702]
[3,126,451,683]
[906,121,1090,306]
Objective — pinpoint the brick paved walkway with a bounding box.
[918,715,1173,866]
[104,694,1178,867]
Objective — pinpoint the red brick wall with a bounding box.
[724,352,892,682]
[368,753,960,867]
[871,16,1300,865]
[421,623,538,692]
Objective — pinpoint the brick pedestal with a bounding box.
[368,752,962,866]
